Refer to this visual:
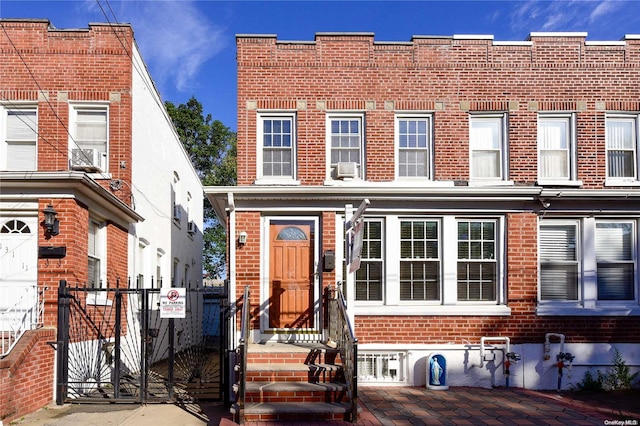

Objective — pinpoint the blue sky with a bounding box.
[2,0,639,131]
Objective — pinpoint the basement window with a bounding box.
[357,352,406,383]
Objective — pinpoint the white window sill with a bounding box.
[86,292,112,306]
[394,179,456,187]
[254,178,301,186]
[605,179,640,187]
[537,304,640,316]
[353,304,511,316]
[537,179,583,187]
[88,172,111,179]
[323,178,364,186]
[467,180,514,187]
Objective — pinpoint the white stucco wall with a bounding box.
[129,42,204,290]
[359,342,640,391]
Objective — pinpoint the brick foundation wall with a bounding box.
[0,328,56,424]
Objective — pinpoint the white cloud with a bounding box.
[589,0,622,23]
[119,1,227,93]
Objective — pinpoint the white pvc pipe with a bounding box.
[478,336,511,367]
[544,333,565,360]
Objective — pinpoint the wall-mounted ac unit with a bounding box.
[187,221,196,234]
[71,148,105,172]
[336,161,357,179]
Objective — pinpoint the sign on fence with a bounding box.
[160,287,186,318]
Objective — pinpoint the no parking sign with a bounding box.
[160,287,186,318]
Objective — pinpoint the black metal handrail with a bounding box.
[328,283,358,423]
[235,286,250,424]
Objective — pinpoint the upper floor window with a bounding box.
[396,115,432,179]
[70,106,108,173]
[1,106,37,171]
[469,114,507,180]
[539,218,639,315]
[327,114,364,180]
[257,113,296,181]
[538,113,577,182]
[606,114,639,182]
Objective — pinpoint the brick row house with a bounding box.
[206,32,640,396]
[0,20,203,422]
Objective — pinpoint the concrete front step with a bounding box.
[247,362,344,383]
[239,401,351,422]
[245,381,348,403]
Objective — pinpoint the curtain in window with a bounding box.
[6,110,37,171]
[470,119,501,178]
[539,224,578,300]
[539,119,569,179]
[76,111,107,150]
[596,222,634,300]
[606,119,635,178]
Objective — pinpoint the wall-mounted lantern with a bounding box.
[238,231,248,245]
[43,204,60,237]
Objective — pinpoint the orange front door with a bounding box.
[269,222,314,329]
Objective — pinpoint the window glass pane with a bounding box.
[606,118,636,178]
[596,222,634,300]
[539,223,579,300]
[7,110,37,140]
[398,117,430,177]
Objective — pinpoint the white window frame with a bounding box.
[456,219,499,303]
[354,219,384,303]
[537,112,581,185]
[69,103,109,174]
[469,113,509,183]
[399,218,441,302]
[538,217,640,316]
[1,104,38,171]
[256,112,298,184]
[395,113,433,180]
[605,113,640,186]
[340,215,509,316]
[326,112,365,182]
[86,218,109,305]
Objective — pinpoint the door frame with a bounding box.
[260,216,320,342]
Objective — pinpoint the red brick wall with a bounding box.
[236,33,640,345]
[237,33,640,188]
[0,328,56,424]
[0,20,133,201]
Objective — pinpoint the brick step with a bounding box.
[247,342,340,365]
[246,362,344,383]
[235,401,351,422]
[245,381,348,403]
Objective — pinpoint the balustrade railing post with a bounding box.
[56,280,70,405]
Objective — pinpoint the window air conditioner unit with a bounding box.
[187,221,196,234]
[336,162,357,179]
[173,205,182,222]
[71,148,104,172]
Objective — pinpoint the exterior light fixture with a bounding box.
[43,204,60,236]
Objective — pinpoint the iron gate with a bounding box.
[55,280,229,404]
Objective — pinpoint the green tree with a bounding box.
[165,97,236,278]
